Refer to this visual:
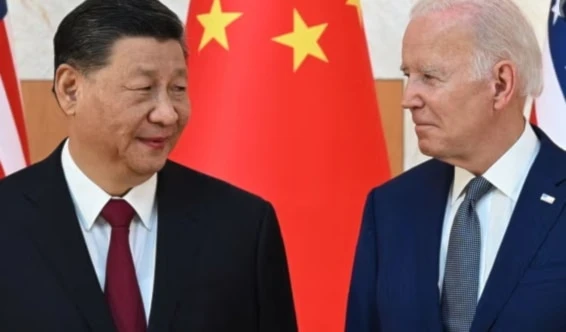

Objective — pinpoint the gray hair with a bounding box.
[410,0,543,97]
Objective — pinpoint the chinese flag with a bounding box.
[171,0,390,330]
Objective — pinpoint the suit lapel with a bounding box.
[472,131,566,332]
[147,162,204,332]
[414,160,454,331]
[23,144,116,332]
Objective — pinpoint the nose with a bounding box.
[401,79,424,111]
[149,96,179,126]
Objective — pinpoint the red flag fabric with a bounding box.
[0,0,29,179]
[172,0,390,330]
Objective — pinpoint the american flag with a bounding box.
[534,0,566,148]
[0,0,28,179]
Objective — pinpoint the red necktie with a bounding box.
[101,199,147,332]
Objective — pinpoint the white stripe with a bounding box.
[535,38,566,149]
[0,78,26,176]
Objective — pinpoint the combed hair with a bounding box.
[53,0,186,75]
[411,0,543,97]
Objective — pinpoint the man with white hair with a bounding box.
[346,0,566,331]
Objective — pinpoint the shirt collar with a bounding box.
[61,139,157,231]
[122,172,157,230]
[450,122,540,205]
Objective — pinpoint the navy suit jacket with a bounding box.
[346,127,566,331]
[0,142,297,332]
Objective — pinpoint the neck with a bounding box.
[68,138,150,196]
[447,113,526,176]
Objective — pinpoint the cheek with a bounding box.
[459,91,491,122]
[75,96,111,136]
[428,87,472,125]
[102,105,149,146]
[174,99,191,125]
[422,93,449,125]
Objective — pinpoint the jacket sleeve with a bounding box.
[345,189,379,332]
[256,201,298,332]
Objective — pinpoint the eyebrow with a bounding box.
[400,64,445,76]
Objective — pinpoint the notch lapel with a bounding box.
[414,160,454,331]
[22,145,116,332]
[471,133,566,332]
[147,162,205,332]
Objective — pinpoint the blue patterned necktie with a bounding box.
[441,176,493,332]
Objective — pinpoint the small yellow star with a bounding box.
[196,0,242,51]
[346,0,363,24]
[272,9,328,72]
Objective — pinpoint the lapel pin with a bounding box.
[540,193,555,204]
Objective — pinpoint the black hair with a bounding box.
[53,0,186,76]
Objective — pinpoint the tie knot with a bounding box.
[101,199,135,228]
[465,176,493,202]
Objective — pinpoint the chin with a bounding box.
[418,140,444,159]
[130,158,168,177]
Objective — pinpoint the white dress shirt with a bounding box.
[438,122,540,300]
[61,139,157,320]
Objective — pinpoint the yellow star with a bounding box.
[272,9,328,71]
[346,0,363,24]
[196,0,242,51]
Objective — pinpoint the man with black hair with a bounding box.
[0,1,297,331]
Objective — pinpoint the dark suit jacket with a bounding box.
[346,126,566,332]
[0,142,297,332]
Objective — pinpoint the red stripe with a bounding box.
[530,102,538,125]
[0,20,29,165]
[0,162,4,178]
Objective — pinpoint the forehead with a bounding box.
[105,37,187,75]
[402,13,475,70]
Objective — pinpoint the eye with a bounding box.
[172,85,187,92]
[127,86,151,91]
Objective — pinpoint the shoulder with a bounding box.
[0,159,50,196]
[0,159,55,221]
[160,160,271,216]
[368,158,450,200]
[0,140,65,197]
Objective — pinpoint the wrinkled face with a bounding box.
[401,14,494,161]
[71,37,189,177]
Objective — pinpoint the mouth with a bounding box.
[137,137,169,149]
[414,123,436,136]
[414,122,436,128]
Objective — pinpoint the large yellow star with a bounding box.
[272,9,328,71]
[196,0,242,51]
[346,0,363,24]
